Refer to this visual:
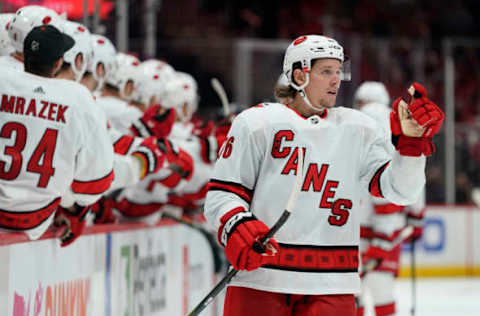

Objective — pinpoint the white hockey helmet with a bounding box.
[161,76,198,122]
[139,59,177,102]
[283,35,349,91]
[7,5,64,53]
[175,71,199,119]
[353,81,390,106]
[88,34,116,90]
[105,52,141,100]
[130,66,166,107]
[141,59,176,79]
[0,14,14,56]
[62,21,92,82]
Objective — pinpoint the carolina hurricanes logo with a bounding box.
[293,36,307,46]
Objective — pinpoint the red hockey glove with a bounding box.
[157,138,194,187]
[390,82,444,156]
[405,209,426,242]
[218,207,279,271]
[91,197,117,224]
[130,105,176,138]
[54,204,90,247]
[361,244,389,267]
[131,136,166,179]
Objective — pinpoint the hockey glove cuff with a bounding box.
[219,207,279,271]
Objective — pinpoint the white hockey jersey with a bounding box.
[0,68,114,238]
[96,95,143,134]
[0,55,23,71]
[204,102,426,295]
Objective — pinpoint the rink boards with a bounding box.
[0,220,220,316]
[399,205,480,277]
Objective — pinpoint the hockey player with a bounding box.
[0,14,14,56]
[204,35,444,315]
[80,34,116,93]
[98,52,145,134]
[0,25,114,244]
[354,81,426,316]
[0,5,64,70]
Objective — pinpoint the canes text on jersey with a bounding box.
[1,94,68,123]
[271,130,352,226]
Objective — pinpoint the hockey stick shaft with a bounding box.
[188,149,304,316]
[211,78,230,117]
[410,239,416,316]
[187,210,291,316]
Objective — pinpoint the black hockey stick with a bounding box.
[187,149,304,316]
[410,239,417,316]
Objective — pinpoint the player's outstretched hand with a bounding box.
[219,208,279,271]
[390,82,444,156]
[130,106,176,138]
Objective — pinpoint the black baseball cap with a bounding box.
[24,25,75,64]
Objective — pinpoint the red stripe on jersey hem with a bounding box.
[113,134,135,155]
[374,203,404,214]
[207,179,253,203]
[360,226,404,242]
[375,302,395,316]
[72,170,114,195]
[406,207,426,219]
[183,182,209,201]
[369,162,389,198]
[0,197,61,230]
[262,244,359,273]
[115,198,164,217]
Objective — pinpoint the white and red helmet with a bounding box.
[175,71,199,120]
[88,34,116,90]
[141,59,176,79]
[0,13,14,56]
[128,59,176,107]
[105,52,141,100]
[161,74,198,122]
[283,35,349,90]
[7,5,64,53]
[130,66,165,107]
[62,21,92,82]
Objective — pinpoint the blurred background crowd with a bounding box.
[2,0,479,204]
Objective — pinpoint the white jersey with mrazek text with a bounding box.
[0,68,114,238]
[204,102,426,295]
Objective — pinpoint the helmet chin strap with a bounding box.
[299,89,325,114]
[293,73,325,115]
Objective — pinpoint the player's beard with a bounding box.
[318,95,336,109]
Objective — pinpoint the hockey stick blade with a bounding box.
[361,225,414,276]
[211,78,231,117]
[187,148,304,316]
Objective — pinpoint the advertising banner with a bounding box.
[7,234,106,316]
